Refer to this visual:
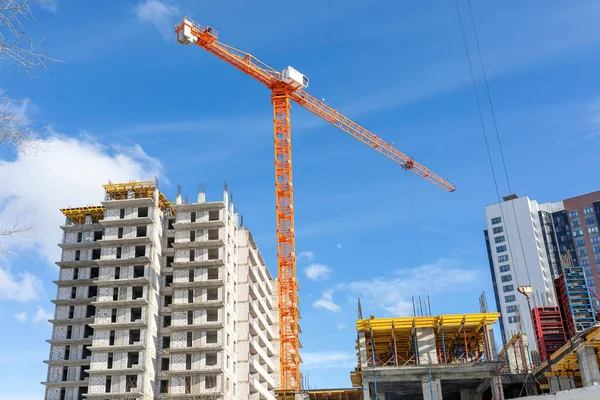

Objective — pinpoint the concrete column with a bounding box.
[490,375,503,400]
[421,377,443,400]
[460,389,482,400]
[362,385,372,400]
[486,325,497,361]
[577,346,600,387]
[417,327,439,364]
[359,331,369,368]
[549,376,575,393]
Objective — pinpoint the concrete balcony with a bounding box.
[173,219,225,230]
[96,236,152,246]
[56,260,98,268]
[46,338,93,346]
[91,297,148,308]
[93,276,152,287]
[171,259,224,268]
[94,256,151,266]
[168,320,224,331]
[53,278,95,286]
[167,362,222,375]
[249,375,276,400]
[170,279,224,289]
[89,342,146,352]
[171,299,224,310]
[90,319,147,330]
[49,317,95,325]
[86,365,145,375]
[172,239,224,249]
[43,358,91,366]
[164,342,223,353]
[160,388,224,399]
[60,222,103,232]
[248,336,275,372]
[249,317,275,356]
[85,391,143,399]
[41,379,90,388]
[52,297,97,306]
[249,357,276,389]
[101,196,155,208]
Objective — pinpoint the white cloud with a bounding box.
[135,0,179,40]
[304,264,331,281]
[336,322,348,330]
[337,243,342,249]
[38,1,57,13]
[298,251,315,260]
[33,306,53,323]
[301,351,355,369]
[313,290,340,312]
[0,134,164,266]
[0,268,43,302]
[14,312,28,323]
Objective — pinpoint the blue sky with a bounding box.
[1,0,600,397]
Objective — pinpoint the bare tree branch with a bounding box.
[0,218,31,254]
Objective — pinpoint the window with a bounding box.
[572,220,581,228]
[207,288,218,301]
[94,231,103,241]
[582,259,590,267]
[105,376,112,393]
[499,264,510,273]
[71,287,77,299]
[138,207,148,218]
[590,227,599,234]
[127,351,139,368]
[576,240,586,247]
[190,230,195,242]
[188,290,194,304]
[160,380,169,394]
[592,237,600,244]
[168,218,175,229]
[91,248,101,260]
[186,354,192,370]
[118,227,124,239]
[208,229,219,240]
[132,286,143,300]
[505,295,516,303]
[205,376,217,389]
[126,375,137,391]
[573,230,584,237]
[75,250,81,261]
[162,337,170,349]
[209,210,219,221]
[493,226,504,234]
[503,284,514,293]
[164,295,172,307]
[65,345,71,360]
[586,217,596,225]
[135,245,145,257]
[116,247,122,259]
[163,315,171,328]
[130,307,142,322]
[207,268,218,280]
[189,269,195,282]
[190,211,196,223]
[494,236,505,244]
[133,265,144,278]
[60,388,66,400]
[506,305,518,313]
[136,226,147,237]
[491,217,502,225]
[120,209,125,219]
[206,353,217,366]
[501,275,512,283]
[111,309,117,323]
[185,376,192,394]
[206,331,218,344]
[569,210,579,218]
[188,310,194,325]
[584,207,594,215]
[109,330,115,346]
[498,255,509,263]
[496,245,507,253]
[580,249,588,257]
[208,248,219,260]
[129,329,141,345]
[508,316,518,324]
[189,250,195,262]
[77,232,83,242]
[187,332,193,347]
[167,256,174,267]
[107,353,113,369]
[207,309,218,322]
[167,237,174,248]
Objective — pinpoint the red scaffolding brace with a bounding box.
[531,306,568,362]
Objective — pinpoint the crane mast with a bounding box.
[175,17,455,392]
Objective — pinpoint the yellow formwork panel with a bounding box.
[60,206,105,224]
[103,180,174,215]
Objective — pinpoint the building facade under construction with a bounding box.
[42,181,279,400]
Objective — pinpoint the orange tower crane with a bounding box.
[175,17,455,391]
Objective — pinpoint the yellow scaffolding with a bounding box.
[103,180,174,215]
[60,206,105,224]
[276,389,362,400]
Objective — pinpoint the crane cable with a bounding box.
[407,173,425,313]
[453,0,532,289]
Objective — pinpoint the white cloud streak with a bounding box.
[304,264,332,281]
[313,291,340,312]
[298,251,315,260]
[14,312,28,323]
[0,268,43,302]
[135,0,179,40]
[33,307,53,323]
[301,351,356,369]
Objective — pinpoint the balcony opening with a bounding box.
[94,231,103,241]
[167,237,174,248]
[135,246,145,258]
[164,295,172,307]
[75,250,81,261]
[167,256,174,268]
[126,374,138,392]
[187,332,193,347]
[160,380,169,394]
[208,248,218,260]
[205,375,217,389]
[168,218,175,230]
[118,227,124,239]
[82,345,91,359]
[133,265,144,278]
[107,353,113,369]
[132,286,144,300]
[77,232,83,243]
[73,268,79,280]
[188,290,194,304]
[136,226,147,237]
[165,274,173,287]
[186,354,192,370]
[86,305,96,318]
[189,269,194,282]
[163,315,171,328]
[185,376,191,394]
[90,267,99,279]
[88,285,97,298]
[71,287,77,299]
[127,352,139,368]
[161,357,170,371]
[207,309,218,322]
[130,307,142,322]
[206,353,217,366]
[62,366,68,381]
[120,208,125,219]
[66,326,72,339]
[189,250,195,262]
[190,211,196,223]
[116,247,122,259]
[109,330,115,346]
[68,306,74,319]
[111,309,117,323]
[78,387,88,398]
[207,268,218,280]
[162,336,170,349]
[187,310,194,325]
[113,288,119,301]
[207,288,218,301]
[129,329,141,345]
[80,366,88,381]
[208,229,219,240]
[84,325,93,338]
[60,388,66,400]
[105,376,112,393]
[190,230,195,242]
[208,210,219,221]
[91,249,101,260]
[65,346,71,360]
[138,207,148,218]
[206,331,217,344]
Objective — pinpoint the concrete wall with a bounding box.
[517,386,600,400]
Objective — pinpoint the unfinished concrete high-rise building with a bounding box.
[42,181,278,400]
